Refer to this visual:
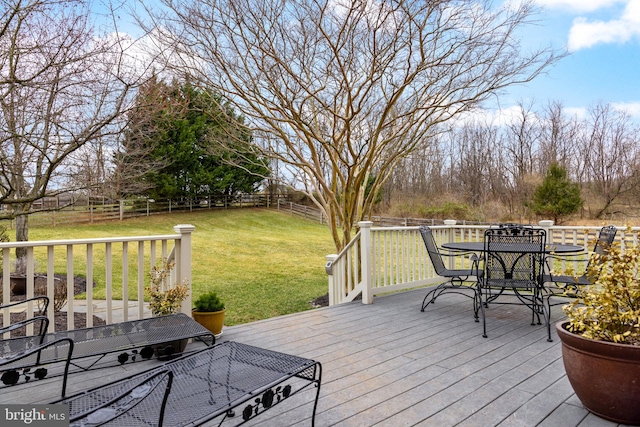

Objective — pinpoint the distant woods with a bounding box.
[383,102,640,223]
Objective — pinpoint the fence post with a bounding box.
[119,199,124,221]
[174,224,195,316]
[326,254,338,306]
[359,221,374,304]
[539,220,554,243]
[444,219,457,269]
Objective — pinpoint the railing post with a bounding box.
[359,221,374,304]
[539,220,554,243]
[444,219,457,269]
[326,254,338,306]
[174,224,195,316]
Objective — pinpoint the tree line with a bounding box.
[384,101,640,223]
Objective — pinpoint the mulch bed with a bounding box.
[3,274,105,336]
[311,293,329,308]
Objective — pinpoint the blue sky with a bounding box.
[499,0,640,119]
[98,0,640,121]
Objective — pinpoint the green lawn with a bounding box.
[27,208,335,326]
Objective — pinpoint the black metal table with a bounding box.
[442,241,584,254]
[0,313,216,389]
[57,341,322,426]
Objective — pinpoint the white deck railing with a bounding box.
[326,220,639,306]
[1,224,195,334]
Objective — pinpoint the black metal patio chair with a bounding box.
[478,227,549,340]
[544,225,617,297]
[543,225,617,337]
[495,223,534,229]
[419,226,483,316]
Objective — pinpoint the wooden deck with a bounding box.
[1,288,627,426]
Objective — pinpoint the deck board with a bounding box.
[0,288,627,426]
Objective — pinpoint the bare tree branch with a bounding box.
[0,0,149,245]
[142,0,564,249]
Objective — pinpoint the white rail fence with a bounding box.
[1,224,194,335]
[326,221,639,306]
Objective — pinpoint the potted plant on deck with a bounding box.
[192,292,225,338]
[146,259,190,358]
[556,228,640,425]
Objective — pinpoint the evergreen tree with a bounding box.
[529,163,582,223]
[116,79,269,201]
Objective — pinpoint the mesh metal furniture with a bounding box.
[0,308,215,396]
[0,296,75,396]
[543,225,617,338]
[57,341,323,427]
[478,227,549,340]
[544,225,617,296]
[1,296,50,341]
[419,226,483,315]
[67,369,174,427]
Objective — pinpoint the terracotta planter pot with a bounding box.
[193,309,225,337]
[556,321,640,425]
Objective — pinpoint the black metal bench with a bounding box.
[56,341,322,426]
[1,297,215,397]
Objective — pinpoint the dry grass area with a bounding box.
[378,193,640,227]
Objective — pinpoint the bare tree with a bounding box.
[450,121,499,207]
[580,103,640,218]
[0,0,146,248]
[538,101,580,172]
[143,0,563,249]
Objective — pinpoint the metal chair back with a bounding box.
[584,225,617,280]
[419,226,448,276]
[593,225,617,256]
[484,227,546,290]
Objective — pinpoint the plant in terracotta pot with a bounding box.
[146,259,190,317]
[192,292,225,337]
[556,228,640,425]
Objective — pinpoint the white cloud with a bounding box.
[566,0,640,50]
[534,0,625,13]
[611,101,640,118]
[564,106,588,119]
[568,17,634,50]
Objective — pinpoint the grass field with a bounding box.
[26,208,335,326]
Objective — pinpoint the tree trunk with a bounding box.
[15,209,29,259]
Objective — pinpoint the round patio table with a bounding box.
[441,241,584,254]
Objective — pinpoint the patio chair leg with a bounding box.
[473,288,480,323]
[478,290,487,338]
